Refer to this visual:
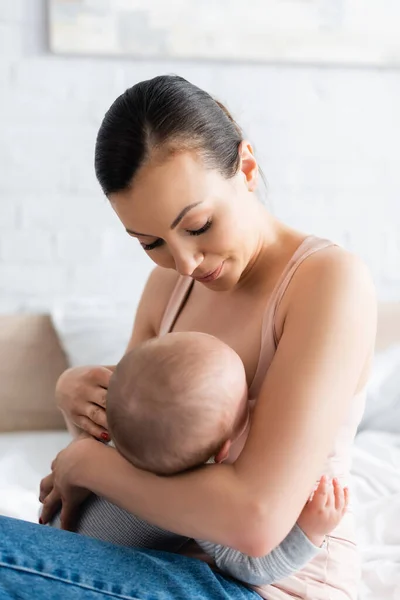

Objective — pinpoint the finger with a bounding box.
[314,475,328,509]
[39,473,55,503]
[60,502,83,531]
[91,386,108,410]
[333,478,344,511]
[76,415,110,441]
[86,402,108,430]
[40,489,62,525]
[90,366,113,391]
[60,501,77,532]
[343,487,349,513]
[325,479,334,508]
[50,454,60,471]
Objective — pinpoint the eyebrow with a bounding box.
[125,202,203,237]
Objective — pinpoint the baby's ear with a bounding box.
[214,439,231,464]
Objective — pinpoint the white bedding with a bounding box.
[351,430,400,599]
[0,429,399,599]
[0,431,71,523]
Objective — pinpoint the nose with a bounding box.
[173,248,203,277]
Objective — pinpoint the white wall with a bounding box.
[1,0,400,319]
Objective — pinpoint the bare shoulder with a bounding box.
[143,266,180,332]
[125,267,179,351]
[286,244,376,317]
[285,241,376,309]
[283,243,377,361]
[144,265,180,298]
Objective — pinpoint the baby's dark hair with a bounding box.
[95,75,243,196]
[106,333,248,476]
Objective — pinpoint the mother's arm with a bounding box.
[45,249,377,557]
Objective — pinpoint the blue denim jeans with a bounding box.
[0,516,260,600]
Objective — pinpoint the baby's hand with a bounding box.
[297,475,349,547]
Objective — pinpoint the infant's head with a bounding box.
[106,332,248,475]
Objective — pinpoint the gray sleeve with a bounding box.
[196,523,322,586]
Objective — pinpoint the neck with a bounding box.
[238,211,310,293]
[237,210,287,291]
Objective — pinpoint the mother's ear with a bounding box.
[238,140,258,192]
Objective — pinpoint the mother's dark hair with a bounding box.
[94,75,244,196]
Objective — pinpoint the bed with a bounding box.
[0,304,399,599]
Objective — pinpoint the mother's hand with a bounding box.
[39,437,99,530]
[56,365,113,440]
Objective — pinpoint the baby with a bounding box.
[106,331,249,475]
[50,332,347,587]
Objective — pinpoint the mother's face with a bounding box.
[109,144,259,291]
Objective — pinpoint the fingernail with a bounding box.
[101,432,110,441]
[39,517,43,524]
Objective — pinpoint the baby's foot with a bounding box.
[297,475,349,547]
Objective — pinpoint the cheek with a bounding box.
[145,249,174,269]
[209,219,238,252]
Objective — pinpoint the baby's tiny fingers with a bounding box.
[325,479,335,507]
[343,487,349,513]
[313,475,328,508]
[317,475,328,492]
[333,478,344,510]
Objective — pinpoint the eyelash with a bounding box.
[140,220,212,251]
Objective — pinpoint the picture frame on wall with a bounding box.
[48,0,400,67]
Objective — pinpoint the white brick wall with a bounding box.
[1,0,400,318]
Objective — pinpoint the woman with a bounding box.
[0,75,376,599]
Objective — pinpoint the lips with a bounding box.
[194,262,224,283]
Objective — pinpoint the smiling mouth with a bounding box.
[194,263,224,283]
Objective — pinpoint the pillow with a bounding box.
[52,300,133,367]
[376,303,400,352]
[358,343,400,433]
[0,314,69,432]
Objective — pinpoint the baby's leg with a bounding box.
[48,494,189,552]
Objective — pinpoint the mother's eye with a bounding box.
[140,238,164,251]
[139,220,212,252]
[187,220,212,236]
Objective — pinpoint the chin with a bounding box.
[198,261,241,292]
[224,265,244,290]
[211,272,240,292]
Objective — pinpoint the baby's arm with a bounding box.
[197,522,318,586]
[196,476,348,586]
